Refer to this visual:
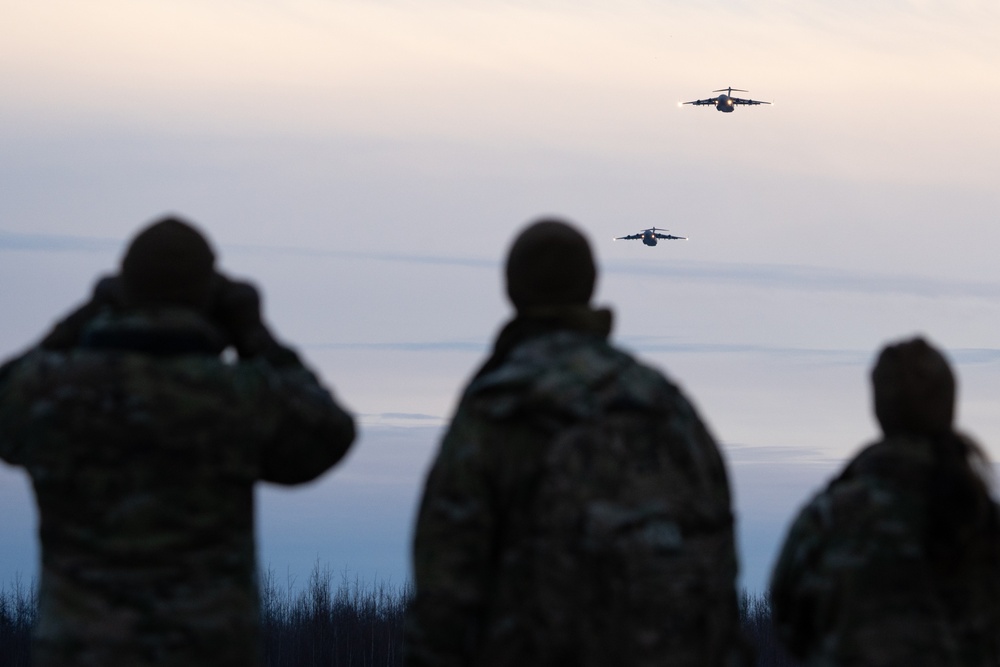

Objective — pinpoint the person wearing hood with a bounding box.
[0,216,356,666]
[404,218,743,667]
[771,337,1000,666]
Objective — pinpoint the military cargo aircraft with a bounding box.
[682,86,771,112]
[614,228,687,247]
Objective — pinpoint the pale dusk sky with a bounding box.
[2,0,999,592]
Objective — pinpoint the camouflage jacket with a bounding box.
[404,308,741,667]
[0,309,356,667]
[770,434,1000,667]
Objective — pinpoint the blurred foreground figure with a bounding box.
[0,216,356,666]
[771,337,1000,666]
[405,219,743,666]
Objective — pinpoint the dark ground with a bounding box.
[1,569,798,666]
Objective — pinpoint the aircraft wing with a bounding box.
[682,98,716,106]
[614,233,643,240]
[731,97,770,106]
[654,233,686,240]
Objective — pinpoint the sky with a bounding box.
[1,0,1000,594]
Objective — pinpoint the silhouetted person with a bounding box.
[404,219,743,667]
[0,216,356,666]
[771,337,1000,666]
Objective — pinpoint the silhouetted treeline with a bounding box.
[1,569,798,666]
[0,576,34,667]
[260,566,408,667]
[741,590,801,667]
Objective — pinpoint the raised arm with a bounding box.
[258,360,356,485]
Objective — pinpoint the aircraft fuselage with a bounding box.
[716,95,735,112]
[643,232,657,246]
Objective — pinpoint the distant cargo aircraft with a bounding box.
[614,227,686,247]
[682,87,771,112]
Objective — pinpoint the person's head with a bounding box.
[505,218,596,312]
[120,216,217,311]
[872,336,955,437]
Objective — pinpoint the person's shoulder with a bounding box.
[793,437,934,544]
[0,346,71,388]
[468,332,680,418]
[838,435,934,489]
[468,331,609,390]
[608,344,684,399]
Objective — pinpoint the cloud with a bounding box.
[310,335,1000,372]
[308,341,486,353]
[202,244,1000,303]
[0,230,118,253]
[358,412,449,427]
[723,442,841,466]
[8,229,1000,305]
[369,412,441,421]
[949,349,1000,365]
[617,339,870,362]
[603,258,1000,301]
[226,242,498,270]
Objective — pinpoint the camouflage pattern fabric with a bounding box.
[0,309,356,667]
[405,311,742,667]
[770,434,1000,667]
